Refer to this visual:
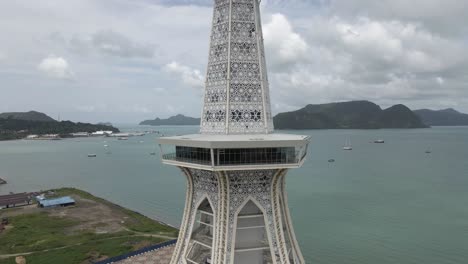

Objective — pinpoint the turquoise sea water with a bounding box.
[1,126,467,263]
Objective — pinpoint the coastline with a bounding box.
[0,187,179,264]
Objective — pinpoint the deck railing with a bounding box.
[93,239,177,264]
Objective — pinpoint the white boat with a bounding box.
[374,139,385,144]
[118,137,129,140]
[343,138,352,150]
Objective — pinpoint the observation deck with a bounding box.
[158,133,310,171]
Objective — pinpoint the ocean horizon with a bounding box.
[1,125,468,264]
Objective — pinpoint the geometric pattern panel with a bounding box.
[201,0,274,135]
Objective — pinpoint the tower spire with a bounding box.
[159,1,310,263]
[200,0,274,135]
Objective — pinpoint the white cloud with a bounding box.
[164,61,204,88]
[436,77,445,85]
[37,55,74,79]
[264,14,308,67]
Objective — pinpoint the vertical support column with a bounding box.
[170,167,194,264]
[213,171,230,263]
[253,0,269,134]
[279,175,306,264]
[225,0,234,134]
[271,169,292,264]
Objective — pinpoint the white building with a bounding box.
[159,1,310,263]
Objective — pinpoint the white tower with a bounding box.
[159,0,310,263]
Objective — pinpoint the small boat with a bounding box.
[328,159,335,163]
[150,152,156,156]
[118,137,129,140]
[425,150,432,154]
[374,139,385,144]
[104,145,109,147]
[88,154,97,157]
[343,138,352,150]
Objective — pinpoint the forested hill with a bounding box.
[0,111,56,122]
[414,108,468,126]
[0,111,119,140]
[140,114,200,126]
[273,101,428,129]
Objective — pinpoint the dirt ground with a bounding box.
[0,194,129,234]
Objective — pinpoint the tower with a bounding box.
[159,0,310,263]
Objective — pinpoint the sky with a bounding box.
[0,0,467,123]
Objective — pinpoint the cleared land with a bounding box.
[0,188,178,264]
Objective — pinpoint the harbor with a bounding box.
[1,126,468,263]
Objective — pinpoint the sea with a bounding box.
[1,126,467,264]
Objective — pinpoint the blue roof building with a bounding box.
[39,196,76,208]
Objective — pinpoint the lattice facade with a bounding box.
[201,0,274,135]
[170,168,305,264]
[165,0,307,263]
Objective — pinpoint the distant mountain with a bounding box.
[274,101,428,129]
[140,114,200,126]
[414,108,468,126]
[98,122,113,126]
[0,119,119,140]
[0,111,56,122]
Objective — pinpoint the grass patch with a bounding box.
[52,188,178,236]
[0,212,132,254]
[0,236,165,264]
[0,188,178,264]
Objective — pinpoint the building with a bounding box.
[158,1,310,263]
[38,196,76,208]
[0,192,38,209]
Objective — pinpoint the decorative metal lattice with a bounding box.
[201,0,274,135]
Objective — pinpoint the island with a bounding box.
[273,101,428,129]
[0,188,178,264]
[140,114,200,126]
[0,111,120,141]
[414,108,468,126]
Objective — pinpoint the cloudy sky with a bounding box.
[1,0,467,123]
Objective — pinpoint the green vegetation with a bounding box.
[414,108,468,126]
[0,236,165,264]
[0,111,56,122]
[0,188,177,264]
[0,212,131,254]
[140,114,200,126]
[0,118,119,141]
[273,100,428,129]
[53,188,177,235]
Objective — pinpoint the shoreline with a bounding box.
[0,187,179,264]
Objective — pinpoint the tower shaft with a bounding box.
[160,1,309,263]
[201,0,274,135]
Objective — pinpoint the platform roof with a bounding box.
[158,133,310,148]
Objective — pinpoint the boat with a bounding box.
[343,138,352,150]
[374,139,385,143]
[117,137,129,140]
[425,150,432,154]
[328,159,335,163]
[104,145,109,147]
[87,154,97,157]
[150,152,157,156]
